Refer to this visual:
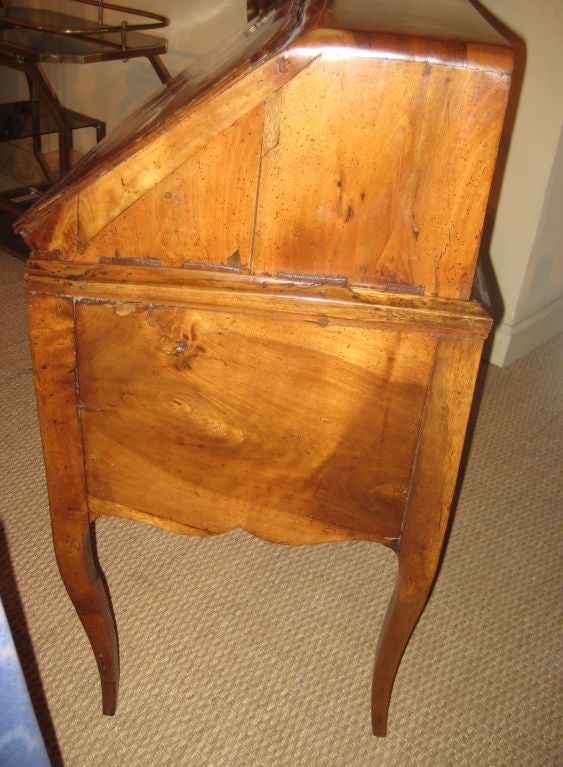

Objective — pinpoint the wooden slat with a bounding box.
[25,261,492,338]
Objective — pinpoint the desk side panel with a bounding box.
[72,49,509,299]
[252,53,510,297]
[75,300,437,546]
[79,105,265,269]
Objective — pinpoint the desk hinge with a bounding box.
[276,271,349,286]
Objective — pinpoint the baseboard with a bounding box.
[486,297,563,367]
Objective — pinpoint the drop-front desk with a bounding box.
[18,0,512,736]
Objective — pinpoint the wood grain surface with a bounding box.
[16,4,511,303]
[81,106,265,268]
[35,47,509,300]
[75,301,436,546]
[252,54,509,298]
[26,293,119,715]
[25,261,493,338]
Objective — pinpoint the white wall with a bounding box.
[480,0,563,365]
[46,0,247,141]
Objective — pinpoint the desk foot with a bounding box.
[370,563,434,737]
[52,522,120,717]
[101,681,118,716]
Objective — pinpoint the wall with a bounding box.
[46,0,247,141]
[480,0,563,365]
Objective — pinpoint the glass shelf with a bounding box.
[0,7,167,63]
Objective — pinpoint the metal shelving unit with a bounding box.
[0,0,170,254]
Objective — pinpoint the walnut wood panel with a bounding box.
[16,0,511,251]
[252,54,510,297]
[22,50,318,254]
[80,105,264,268]
[75,301,437,546]
[29,45,510,294]
[16,12,511,281]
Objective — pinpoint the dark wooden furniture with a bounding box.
[18,0,512,736]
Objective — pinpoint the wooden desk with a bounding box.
[18,0,512,736]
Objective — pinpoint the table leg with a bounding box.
[51,519,119,715]
[27,62,72,176]
[371,554,437,735]
[24,73,56,183]
[27,292,119,715]
[371,337,483,735]
[149,55,171,84]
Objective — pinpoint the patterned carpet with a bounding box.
[1,248,561,766]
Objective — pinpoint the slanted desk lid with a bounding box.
[17,0,512,304]
[16,0,301,241]
[16,0,510,243]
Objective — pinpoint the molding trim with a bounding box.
[486,296,563,367]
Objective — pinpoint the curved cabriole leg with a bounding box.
[371,560,435,736]
[371,337,485,736]
[51,521,119,714]
[27,293,120,714]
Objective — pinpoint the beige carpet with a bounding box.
[1,248,561,766]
